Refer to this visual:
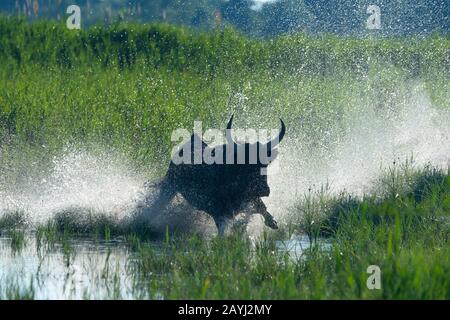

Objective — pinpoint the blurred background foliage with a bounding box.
[0,14,448,171]
[0,0,448,37]
[0,15,449,74]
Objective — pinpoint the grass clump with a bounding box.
[119,168,449,299]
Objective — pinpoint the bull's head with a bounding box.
[224,114,286,198]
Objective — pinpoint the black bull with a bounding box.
[146,115,286,234]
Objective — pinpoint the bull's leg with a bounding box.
[262,212,278,229]
[214,216,230,236]
[144,178,175,214]
[211,205,232,236]
[254,198,278,230]
[130,178,175,231]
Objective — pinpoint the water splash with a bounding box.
[266,83,450,219]
[0,149,147,225]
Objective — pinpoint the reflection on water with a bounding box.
[276,235,332,261]
[0,234,329,299]
[0,236,143,299]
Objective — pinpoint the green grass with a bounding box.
[0,17,449,173]
[0,167,448,299]
[1,61,448,176]
[123,167,449,299]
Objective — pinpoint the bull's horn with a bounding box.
[226,114,236,144]
[267,119,286,149]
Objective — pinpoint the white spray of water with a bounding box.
[0,149,147,224]
[266,83,450,219]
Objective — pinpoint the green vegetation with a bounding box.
[116,166,450,299]
[0,17,449,171]
[1,0,448,36]
[0,17,449,299]
[0,167,449,299]
[1,16,449,73]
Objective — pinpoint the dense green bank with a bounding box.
[1,17,449,173]
[1,16,449,76]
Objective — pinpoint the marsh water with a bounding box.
[0,236,136,299]
[0,234,326,299]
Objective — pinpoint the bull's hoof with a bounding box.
[264,215,278,229]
